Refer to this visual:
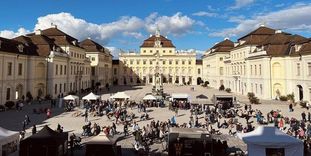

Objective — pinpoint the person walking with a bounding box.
[289,103,293,112]
[302,112,307,122]
[84,109,88,122]
[25,115,31,125]
[47,109,51,118]
[32,125,37,135]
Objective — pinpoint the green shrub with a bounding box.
[287,93,295,102]
[5,101,15,109]
[279,96,288,101]
[225,88,231,93]
[219,85,225,91]
[247,92,260,104]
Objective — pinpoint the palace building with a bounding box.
[203,25,311,103]
[113,29,202,86]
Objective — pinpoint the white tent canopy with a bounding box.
[63,95,79,100]
[0,127,19,155]
[82,92,100,100]
[143,94,157,100]
[171,93,190,100]
[237,126,303,156]
[110,92,130,100]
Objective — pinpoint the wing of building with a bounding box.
[113,29,202,86]
[0,25,112,105]
[203,25,311,103]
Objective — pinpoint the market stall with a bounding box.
[237,126,303,156]
[0,127,19,156]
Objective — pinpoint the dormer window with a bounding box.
[18,44,24,52]
[72,40,77,45]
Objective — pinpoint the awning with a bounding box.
[143,94,157,100]
[110,92,130,99]
[171,93,190,100]
[82,92,100,100]
[63,95,79,100]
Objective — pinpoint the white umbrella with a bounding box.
[110,92,130,99]
[82,92,100,100]
[143,94,156,100]
[63,95,79,100]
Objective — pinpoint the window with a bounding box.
[163,50,166,53]
[250,65,253,75]
[219,67,224,75]
[297,63,301,76]
[18,63,22,76]
[71,65,73,75]
[260,84,263,95]
[219,57,223,61]
[169,60,172,65]
[143,60,146,65]
[255,65,257,75]
[163,61,166,65]
[182,61,185,65]
[176,60,178,65]
[143,50,146,53]
[150,50,153,53]
[150,60,153,65]
[64,65,67,75]
[308,63,311,76]
[188,60,191,65]
[309,88,311,101]
[59,84,62,93]
[6,88,10,100]
[198,68,201,74]
[60,65,63,75]
[169,50,172,53]
[54,84,57,94]
[244,65,246,75]
[56,65,58,75]
[7,62,12,76]
[130,60,133,64]
[64,83,66,92]
[114,68,117,75]
[91,67,95,76]
[259,64,262,75]
[136,60,140,64]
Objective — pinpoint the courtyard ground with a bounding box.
[0,84,307,155]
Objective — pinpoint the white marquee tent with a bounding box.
[237,126,303,156]
[82,92,100,100]
[110,92,130,100]
[0,127,19,156]
[143,95,157,100]
[171,93,191,101]
[63,95,79,100]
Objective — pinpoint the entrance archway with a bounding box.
[16,84,23,100]
[197,77,202,85]
[297,85,303,101]
[36,83,44,98]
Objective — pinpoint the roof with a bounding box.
[253,33,309,57]
[28,27,79,46]
[140,35,175,48]
[27,125,67,140]
[209,39,234,53]
[79,38,106,53]
[0,37,36,55]
[239,26,276,41]
[196,60,202,65]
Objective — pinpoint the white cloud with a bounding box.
[230,0,255,10]
[0,12,196,46]
[145,12,195,36]
[192,11,217,17]
[106,46,121,59]
[210,4,311,37]
[0,28,30,39]
[34,12,144,44]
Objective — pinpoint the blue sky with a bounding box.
[1,0,311,58]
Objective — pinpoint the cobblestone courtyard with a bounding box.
[0,84,307,155]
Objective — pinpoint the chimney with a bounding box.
[35,29,42,35]
[275,29,282,34]
[51,23,57,29]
